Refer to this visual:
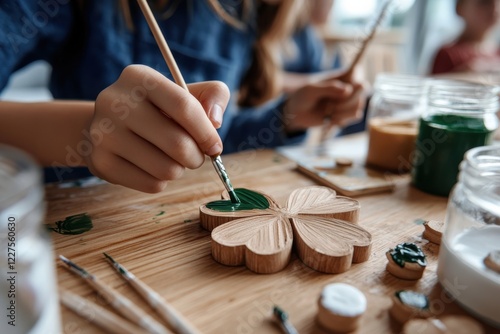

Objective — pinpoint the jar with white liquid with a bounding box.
[438,145,500,328]
[0,146,61,334]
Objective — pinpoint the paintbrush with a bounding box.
[59,255,172,334]
[135,0,240,204]
[272,305,299,334]
[103,252,201,334]
[318,0,393,154]
[60,289,148,334]
[338,0,393,83]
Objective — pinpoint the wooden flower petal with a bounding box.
[291,216,372,274]
[211,215,293,274]
[200,190,279,231]
[286,186,360,223]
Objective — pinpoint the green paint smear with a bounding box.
[396,290,429,310]
[51,213,93,235]
[206,188,269,212]
[390,242,427,268]
[156,211,165,216]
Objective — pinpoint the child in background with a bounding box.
[431,0,500,74]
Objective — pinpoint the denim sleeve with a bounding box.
[0,0,74,91]
[284,25,325,73]
[221,98,306,154]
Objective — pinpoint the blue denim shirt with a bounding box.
[0,1,325,180]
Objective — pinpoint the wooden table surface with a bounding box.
[46,140,498,333]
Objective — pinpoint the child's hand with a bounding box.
[87,65,229,193]
[283,80,365,133]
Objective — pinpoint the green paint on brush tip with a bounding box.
[228,190,239,203]
[51,213,93,235]
[103,253,128,276]
[273,306,288,322]
[206,188,269,212]
[389,242,427,268]
[396,290,429,310]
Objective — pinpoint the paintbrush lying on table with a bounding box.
[59,255,172,334]
[104,253,201,334]
[60,289,148,334]
[135,0,240,204]
[317,0,393,154]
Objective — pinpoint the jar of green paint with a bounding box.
[0,146,61,334]
[411,81,499,196]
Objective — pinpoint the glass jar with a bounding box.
[438,145,500,328]
[0,145,61,334]
[366,73,427,172]
[412,80,499,196]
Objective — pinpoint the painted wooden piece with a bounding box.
[199,186,371,274]
[386,243,427,280]
[317,283,366,333]
[389,290,432,324]
[423,220,444,245]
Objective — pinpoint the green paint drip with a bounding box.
[390,242,427,268]
[396,290,429,310]
[206,188,269,212]
[51,213,93,235]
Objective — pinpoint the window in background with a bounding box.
[322,0,417,83]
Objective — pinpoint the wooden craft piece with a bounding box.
[296,163,395,197]
[403,315,484,334]
[389,290,431,324]
[335,157,353,168]
[316,283,366,333]
[199,186,372,274]
[484,250,500,273]
[386,243,427,280]
[423,220,444,245]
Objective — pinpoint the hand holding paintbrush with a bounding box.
[135,0,240,203]
[317,0,393,151]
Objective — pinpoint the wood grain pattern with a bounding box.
[200,186,370,274]
[46,148,498,334]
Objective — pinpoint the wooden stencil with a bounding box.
[199,186,372,274]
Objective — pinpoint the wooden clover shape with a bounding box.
[199,186,372,274]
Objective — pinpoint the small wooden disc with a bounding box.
[386,251,426,280]
[317,283,366,333]
[335,158,353,168]
[423,220,444,245]
[403,315,484,334]
[484,250,500,273]
[389,290,431,324]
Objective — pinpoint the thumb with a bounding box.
[188,81,230,129]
